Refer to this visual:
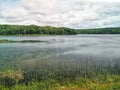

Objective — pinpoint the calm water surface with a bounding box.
[0,35,120,71]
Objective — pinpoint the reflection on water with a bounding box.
[0,35,120,71]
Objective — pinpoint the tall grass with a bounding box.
[0,60,120,90]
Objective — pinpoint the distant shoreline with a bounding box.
[0,25,120,35]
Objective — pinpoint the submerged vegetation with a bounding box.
[0,39,48,43]
[0,25,120,35]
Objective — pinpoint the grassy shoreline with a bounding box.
[0,72,119,90]
[0,65,120,90]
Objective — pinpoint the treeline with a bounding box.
[78,27,120,34]
[0,25,77,35]
[0,25,120,35]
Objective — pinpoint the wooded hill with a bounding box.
[0,25,120,35]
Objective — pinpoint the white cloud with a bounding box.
[1,7,27,18]
[0,0,120,28]
[85,0,120,2]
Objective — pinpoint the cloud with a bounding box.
[85,0,120,2]
[0,0,120,28]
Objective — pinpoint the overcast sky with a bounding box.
[0,0,120,29]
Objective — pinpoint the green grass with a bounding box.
[0,60,119,90]
[0,67,119,90]
[0,75,119,90]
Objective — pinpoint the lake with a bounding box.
[0,35,120,73]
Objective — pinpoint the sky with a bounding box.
[0,0,120,29]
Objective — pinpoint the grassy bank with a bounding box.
[0,64,120,90]
[0,73,120,90]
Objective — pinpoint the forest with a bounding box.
[0,25,120,35]
[0,25,77,35]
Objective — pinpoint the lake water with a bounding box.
[0,35,120,72]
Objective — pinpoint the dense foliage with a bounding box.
[0,25,77,35]
[78,27,120,34]
[0,25,120,35]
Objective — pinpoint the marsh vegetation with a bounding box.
[0,39,48,43]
